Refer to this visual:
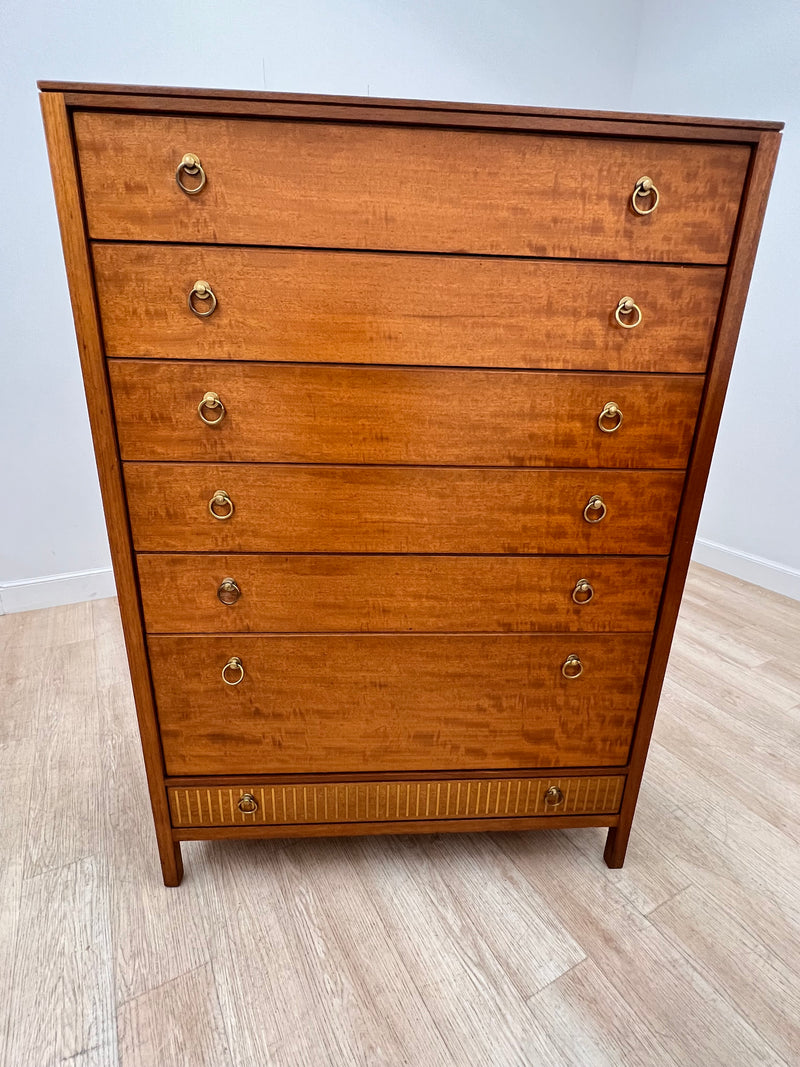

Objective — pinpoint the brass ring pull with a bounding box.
[189,280,217,318]
[238,793,258,814]
[217,577,241,605]
[615,297,642,329]
[572,579,594,605]
[197,391,226,425]
[583,495,607,523]
[631,175,659,215]
[209,489,234,520]
[222,656,245,686]
[561,654,583,680]
[176,152,206,195]
[597,402,623,433]
[544,785,564,805]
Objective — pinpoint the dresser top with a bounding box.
[38,80,783,132]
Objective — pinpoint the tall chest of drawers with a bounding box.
[40,81,781,886]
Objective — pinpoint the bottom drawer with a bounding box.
[168,774,625,828]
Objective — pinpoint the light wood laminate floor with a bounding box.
[1,562,798,1067]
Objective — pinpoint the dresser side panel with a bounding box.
[606,130,782,867]
[39,92,181,886]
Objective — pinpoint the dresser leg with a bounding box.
[158,839,184,886]
[603,823,631,868]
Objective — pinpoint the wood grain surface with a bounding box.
[4,858,116,1066]
[59,92,781,145]
[39,83,777,884]
[605,129,783,869]
[136,553,668,634]
[75,113,749,263]
[110,360,704,469]
[42,80,785,130]
[39,92,182,886]
[172,814,618,840]
[167,775,625,827]
[166,765,627,788]
[148,633,651,774]
[118,965,231,1067]
[123,463,684,554]
[95,245,724,373]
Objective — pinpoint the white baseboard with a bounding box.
[692,538,800,602]
[0,567,116,614]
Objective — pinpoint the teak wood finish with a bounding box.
[149,633,651,775]
[136,554,668,634]
[39,80,781,885]
[110,361,704,469]
[123,463,685,555]
[75,112,749,262]
[167,774,626,827]
[95,245,725,374]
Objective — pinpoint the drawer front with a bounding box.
[168,774,626,827]
[150,634,650,775]
[111,361,703,469]
[95,245,724,374]
[137,554,668,634]
[124,464,684,554]
[75,112,747,264]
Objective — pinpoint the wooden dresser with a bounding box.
[40,81,781,886]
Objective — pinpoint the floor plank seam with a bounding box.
[115,961,214,1010]
[498,834,787,1066]
[522,955,586,1006]
[641,882,693,918]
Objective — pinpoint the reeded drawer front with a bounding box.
[124,464,684,554]
[111,360,703,469]
[95,245,724,374]
[75,112,748,263]
[138,553,668,634]
[150,633,650,775]
[168,774,626,827]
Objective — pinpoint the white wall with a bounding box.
[3,0,798,611]
[0,0,639,612]
[630,0,800,599]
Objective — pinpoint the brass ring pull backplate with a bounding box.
[189,280,217,318]
[615,297,642,329]
[217,577,241,605]
[209,489,234,520]
[561,654,583,680]
[198,390,226,425]
[631,174,659,215]
[544,785,564,805]
[583,494,607,523]
[238,793,258,814]
[597,401,623,433]
[572,579,594,604]
[222,656,245,686]
[176,152,207,195]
